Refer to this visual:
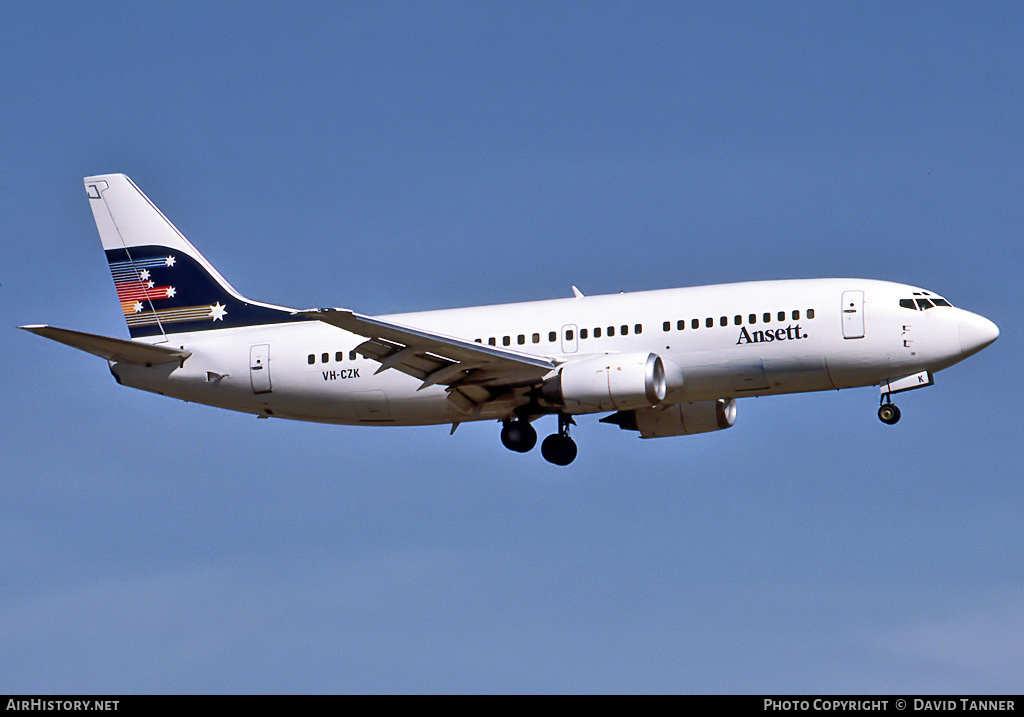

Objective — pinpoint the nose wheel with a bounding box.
[878,396,901,425]
[541,414,578,466]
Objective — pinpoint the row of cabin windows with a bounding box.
[308,308,817,363]
[581,324,643,340]
[661,308,814,332]
[474,324,645,346]
[308,349,359,365]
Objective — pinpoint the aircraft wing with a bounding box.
[298,309,558,395]
[20,325,191,365]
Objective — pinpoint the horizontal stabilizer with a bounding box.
[20,325,191,365]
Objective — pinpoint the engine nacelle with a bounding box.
[601,398,737,438]
[544,352,667,412]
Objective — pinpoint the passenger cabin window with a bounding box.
[565,329,574,341]
[308,354,315,365]
[488,337,496,346]
[734,315,742,326]
[549,331,557,342]
[581,328,589,339]
[677,320,685,331]
[518,334,525,345]
[321,353,329,363]
[778,311,785,322]
[807,309,815,319]
[503,336,511,346]
[336,351,344,362]
[594,327,602,338]
[763,312,771,323]
[692,318,699,330]
[663,321,671,332]
[532,333,540,343]
[635,324,642,334]
[621,325,628,335]
[792,310,800,320]
[706,317,714,328]
[749,314,757,324]
[607,326,615,337]
[349,350,357,361]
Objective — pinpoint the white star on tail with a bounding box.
[166,287,176,298]
[208,302,227,321]
[132,301,143,313]
[165,256,176,267]
[139,269,150,281]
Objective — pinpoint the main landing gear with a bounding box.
[541,414,578,466]
[500,414,578,466]
[878,394,901,425]
[500,418,537,453]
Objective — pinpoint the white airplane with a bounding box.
[22,174,999,465]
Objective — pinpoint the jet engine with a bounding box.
[543,352,666,412]
[601,398,737,438]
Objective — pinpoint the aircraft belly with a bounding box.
[763,356,834,392]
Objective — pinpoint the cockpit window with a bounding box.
[901,296,953,310]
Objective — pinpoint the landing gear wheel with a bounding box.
[500,420,537,453]
[541,413,578,466]
[541,434,578,466]
[878,403,901,425]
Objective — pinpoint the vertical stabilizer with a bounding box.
[83,174,297,339]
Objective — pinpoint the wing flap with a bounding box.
[20,325,191,365]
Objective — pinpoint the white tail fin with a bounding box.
[84,174,296,339]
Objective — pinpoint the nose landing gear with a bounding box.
[878,395,901,425]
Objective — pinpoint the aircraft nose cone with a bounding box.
[959,311,999,357]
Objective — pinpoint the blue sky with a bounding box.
[2,1,1021,693]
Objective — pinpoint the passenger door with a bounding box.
[249,344,272,394]
[842,291,865,339]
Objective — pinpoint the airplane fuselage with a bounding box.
[111,277,987,426]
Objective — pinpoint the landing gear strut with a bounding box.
[878,395,901,425]
[500,418,537,453]
[541,414,578,466]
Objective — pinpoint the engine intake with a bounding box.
[543,352,666,412]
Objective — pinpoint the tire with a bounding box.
[878,404,901,425]
[541,434,578,466]
[501,421,537,452]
